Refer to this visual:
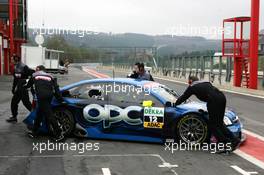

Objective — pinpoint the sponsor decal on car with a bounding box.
[143,107,164,129]
[83,104,143,128]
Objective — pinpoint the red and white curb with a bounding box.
[82,67,110,79]
[236,130,264,169]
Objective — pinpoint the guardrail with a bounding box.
[108,55,264,90]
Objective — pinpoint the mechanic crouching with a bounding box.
[175,76,240,154]
[6,55,35,123]
[26,65,64,141]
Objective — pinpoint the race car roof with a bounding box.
[61,78,161,91]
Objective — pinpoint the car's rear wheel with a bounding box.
[53,108,75,136]
[177,114,208,144]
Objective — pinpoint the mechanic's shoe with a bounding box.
[54,135,64,142]
[27,131,38,138]
[6,117,17,123]
[231,139,241,151]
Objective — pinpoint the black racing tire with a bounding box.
[176,114,209,144]
[53,107,75,136]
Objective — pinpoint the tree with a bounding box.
[43,35,101,63]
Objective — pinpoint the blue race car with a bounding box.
[24,78,245,144]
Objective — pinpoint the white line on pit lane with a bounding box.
[234,150,264,170]
[102,168,111,175]
[0,153,178,175]
[158,163,178,168]
[75,154,178,175]
[231,165,258,175]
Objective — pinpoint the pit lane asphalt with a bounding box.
[0,67,263,175]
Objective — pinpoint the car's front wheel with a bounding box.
[53,107,75,136]
[176,114,209,144]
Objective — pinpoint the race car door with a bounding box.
[106,82,164,139]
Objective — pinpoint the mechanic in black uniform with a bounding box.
[6,55,35,123]
[175,76,240,153]
[26,65,64,141]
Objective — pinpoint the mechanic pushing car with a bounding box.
[26,65,64,141]
[175,76,240,153]
[6,55,35,123]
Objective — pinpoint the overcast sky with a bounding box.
[28,0,264,39]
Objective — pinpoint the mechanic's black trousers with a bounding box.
[11,88,32,118]
[207,92,235,145]
[33,97,61,137]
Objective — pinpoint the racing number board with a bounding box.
[143,107,164,129]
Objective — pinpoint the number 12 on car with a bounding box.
[143,107,164,129]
